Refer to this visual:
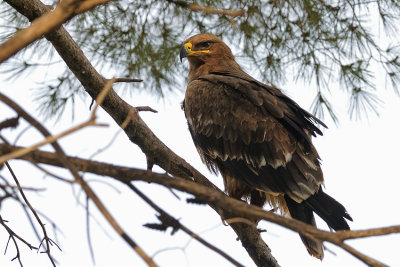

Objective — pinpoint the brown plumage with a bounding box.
[179,33,352,259]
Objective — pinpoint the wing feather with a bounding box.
[199,71,327,144]
[184,74,324,199]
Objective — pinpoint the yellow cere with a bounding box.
[185,42,210,56]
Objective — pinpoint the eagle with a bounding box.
[179,33,352,259]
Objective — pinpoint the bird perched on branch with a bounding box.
[179,33,352,259]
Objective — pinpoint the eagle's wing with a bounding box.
[207,70,327,141]
[183,71,324,202]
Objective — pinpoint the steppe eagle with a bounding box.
[179,33,352,259]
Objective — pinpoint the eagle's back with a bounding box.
[183,74,323,203]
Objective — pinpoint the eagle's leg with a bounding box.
[249,190,267,225]
[250,190,267,207]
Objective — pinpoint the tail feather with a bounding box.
[285,195,324,259]
[304,188,353,231]
[285,188,352,259]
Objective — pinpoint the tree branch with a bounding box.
[0,214,38,251]
[0,0,115,63]
[127,183,245,267]
[0,92,158,267]
[165,0,245,17]
[4,161,58,266]
[0,144,397,267]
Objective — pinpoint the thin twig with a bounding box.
[4,162,57,266]
[135,106,158,113]
[0,91,158,266]
[0,119,105,164]
[127,183,245,267]
[0,91,108,164]
[0,184,46,193]
[85,197,96,265]
[114,78,143,83]
[166,0,245,17]
[0,214,38,250]
[1,169,64,248]
[28,160,74,184]
[1,218,24,267]
[0,163,49,244]
[224,217,257,227]
[340,242,388,267]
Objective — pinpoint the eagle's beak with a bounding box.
[179,43,191,62]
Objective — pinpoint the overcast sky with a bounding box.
[1,60,399,267]
[1,6,400,264]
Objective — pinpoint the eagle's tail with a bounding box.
[284,188,352,259]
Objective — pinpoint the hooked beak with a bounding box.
[179,44,189,62]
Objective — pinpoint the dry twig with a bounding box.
[166,0,245,17]
[0,90,158,267]
[127,183,245,267]
[0,93,107,165]
[4,162,57,266]
[0,214,38,251]
[0,116,19,131]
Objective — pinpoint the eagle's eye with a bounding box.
[195,41,213,50]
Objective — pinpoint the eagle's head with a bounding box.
[179,33,240,81]
[179,33,235,65]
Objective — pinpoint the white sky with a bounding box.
[1,66,399,267]
[1,11,400,267]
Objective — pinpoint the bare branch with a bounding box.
[166,0,245,17]
[127,183,245,267]
[135,106,158,113]
[74,0,115,14]
[1,215,24,267]
[4,162,57,266]
[85,197,96,265]
[0,95,107,164]
[0,91,158,267]
[1,144,397,267]
[0,116,19,131]
[0,214,38,251]
[0,119,105,164]
[0,78,117,164]
[113,78,143,83]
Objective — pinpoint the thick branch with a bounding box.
[0,0,115,63]
[3,0,278,266]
